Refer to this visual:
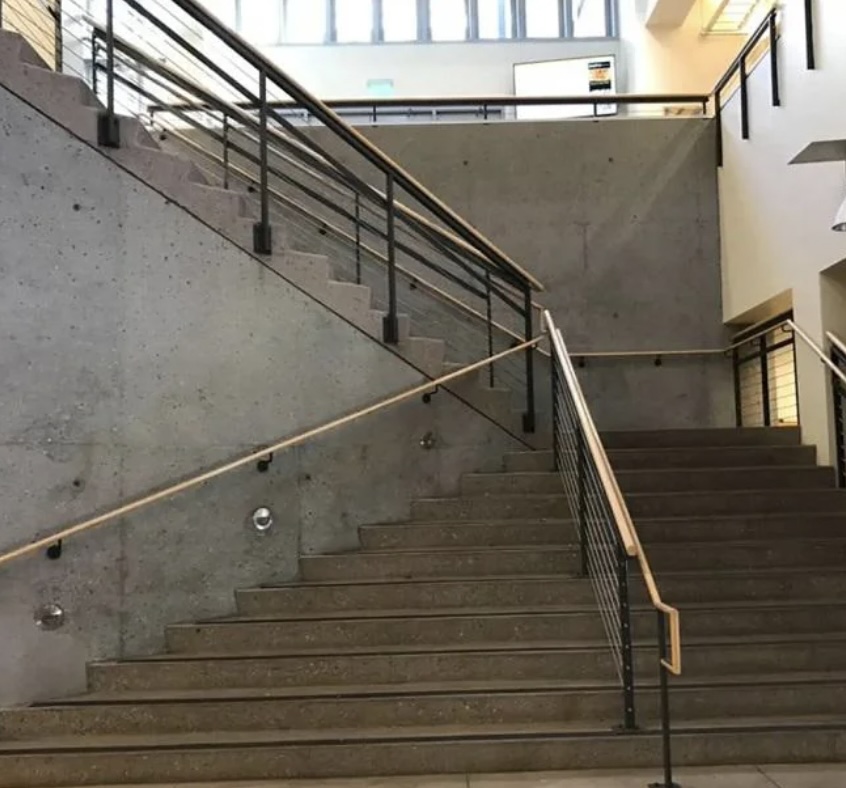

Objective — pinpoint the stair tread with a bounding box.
[470,465,826,477]
[46,670,846,708]
[108,630,846,663]
[258,564,846,590]
[207,597,846,625]
[2,715,845,754]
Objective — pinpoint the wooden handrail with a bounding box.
[0,338,541,570]
[544,310,681,675]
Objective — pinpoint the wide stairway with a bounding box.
[2,426,846,784]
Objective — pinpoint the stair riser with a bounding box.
[0,728,841,787]
[461,467,833,495]
[649,571,846,604]
[504,445,817,472]
[300,551,577,581]
[628,491,846,518]
[8,681,845,740]
[88,638,846,693]
[166,614,606,653]
[648,541,846,571]
[601,428,801,449]
[360,516,846,550]
[168,606,846,653]
[411,497,569,521]
[237,579,592,615]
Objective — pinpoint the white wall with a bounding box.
[620,0,745,94]
[259,38,623,99]
[719,0,846,460]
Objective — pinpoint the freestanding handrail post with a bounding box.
[650,612,680,788]
[522,286,536,433]
[97,0,120,147]
[253,69,272,254]
[383,172,399,343]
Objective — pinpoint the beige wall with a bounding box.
[4,0,56,68]
[719,0,846,460]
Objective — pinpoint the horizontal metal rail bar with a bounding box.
[150,92,711,115]
[0,338,541,570]
[791,322,846,389]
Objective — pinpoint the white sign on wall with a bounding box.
[513,55,617,120]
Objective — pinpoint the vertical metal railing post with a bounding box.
[253,69,272,254]
[221,113,230,190]
[383,173,399,344]
[759,336,771,426]
[576,425,588,577]
[732,347,743,427]
[739,56,749,140]
[486,273,494,386]
[90,31,99,100]
[522,287,536,433]
[804,0,815,70]
[618,549,637,731]
[832,349,846,488]
[769,10,780,107]
[715,97,723,167]
[551,358,560,472]
[51,0,63,72]
[96,0,120,147]
[0,0,4,28]
[354,193,362,285]
[648,612,679,788]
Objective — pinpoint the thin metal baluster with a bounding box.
[253,69,272,254]
[383,173,399,343]
[97,0,120,147]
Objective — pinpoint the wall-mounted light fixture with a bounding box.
[251,507,274,533]
[834,194,846,232]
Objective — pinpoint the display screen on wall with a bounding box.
[513,55,617,120]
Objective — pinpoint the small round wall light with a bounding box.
[252,507,274,533]
[35,603,66,631]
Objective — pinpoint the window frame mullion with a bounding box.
[327,0,337,43]
[418,0,431,42]
[562,0,573,37]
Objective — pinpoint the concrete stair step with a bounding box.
[87,632,846,693]
[0,30,48,69]
[461,466,834,495]
[359,514,846,550]
[1,718,846,785]
[505,444,818,472]
[164,600,846,654]
[6,673,846,739]
[600,427,801,449]
[300,546,577,581]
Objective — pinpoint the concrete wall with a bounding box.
[0,84,522,706]
[304,116,733,430]
[718,0,846,461]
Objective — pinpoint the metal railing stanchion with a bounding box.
[383,172,399,343]
[96,0,120,147]
[253,69,272,254]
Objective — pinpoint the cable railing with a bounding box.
[828,332,846,489]
[544,310,681,788]
[1,0,545,433]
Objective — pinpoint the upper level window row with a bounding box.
[211,0,615,46]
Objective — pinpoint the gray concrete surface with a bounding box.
[0,84,522,706]
[304,118,734,430]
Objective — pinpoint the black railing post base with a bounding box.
[97,112,120,148]
[382,315,400,344]
[648,781,681,788]
[252,222,273,255]
[522,412,536,433]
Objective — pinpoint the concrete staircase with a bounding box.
[3,426,846,784]
[0,28,540,444]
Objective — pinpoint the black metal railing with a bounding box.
[731,315,798,428]
[546,311,681,788]
[1,0,544,433]
[830,338,846,488]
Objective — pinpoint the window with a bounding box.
[430,0,468,41]
[238,0,281,44]
[572,0,607,37]
[525,0,560,38]
[336,0,374,42]
[382,0,418,41]
[478,0,513,39]
[282,0,327,43]
[202,0,237,27]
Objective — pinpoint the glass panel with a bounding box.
[478,0,513,39]
[525,0,560,38]
[382,0,418,41]
[336,0,374,42]
[430,0,468,41]
[283,0,327,43]
[239,0,282,44]
[573,0,608,37]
